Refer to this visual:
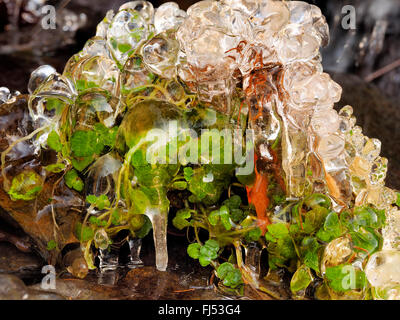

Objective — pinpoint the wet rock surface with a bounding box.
[0,274,64,300]
[0,243,43,279]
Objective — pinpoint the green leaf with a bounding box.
[46,98,65,114]
[245,228,262,242]
[47,130,62,152]
[199,255,212,267]
[217,262,235,279]
[200,239,220,260]
[64,169,84,192]
[89,216,107,227]
[316,212,341,242]
[74,222,94,242]
[222,195,241,209]
[71,155,94,171]
[135,215,152,238]
[396,193,400,207]
[266,223,289,240]
[172,209,192,230]
[171,181,187,190]
[129,188,151,215]
[350,227,382,257]
[86,194,110,210]
[325,264,367,293]
[301,237,321,273]
[353,206,386,229]
[8,171,43,201]
[45,163,66,173]
[290,265,313,294]
[70,130,100,157]
[118,43,132,53]
[46,240,57,251]
[183,167,194,182]
[208,205,231,230]
[304,193,331,209]
[222,268,243,289]
[187,243,201,259]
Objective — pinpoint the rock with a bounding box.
[0,243,43,279]
[0,274,64,300]
[0,274,30,300]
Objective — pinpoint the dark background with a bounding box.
[0,0,399,188]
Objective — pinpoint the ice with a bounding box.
[142,31,179,79]
[365,250,400,289]
[106,9,150,65]
[127,238,144,268]
[72,89,122,129]
[28,65,57,94]
[146,208,168,271]
[96,10,115,38]
[321,236,353,275]
[154,2,187,34]
[120,55,154,95]
[119,1,154,24]
[64,55,120,97]
[0,87,11,104]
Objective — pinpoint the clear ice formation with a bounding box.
[0,0,396,298]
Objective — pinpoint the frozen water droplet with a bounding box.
[203,172,214,182]
[0,87,11,104]
[154,2,187,34]
[142,31,179,79]
[107,9,150,65]
[365,250,400,288]
[28,65,57,94]
[119,1,154,24]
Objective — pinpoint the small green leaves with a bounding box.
[187,243,201,259]
[265,223,289,242]
[265,223,296,269]
[135,215,152,238]
[47,130,62,152]
[172,209,192,230]
[86,194,110,210]
[300,237,321,273]
[65,169,84,192]
[184,167,194,182]
[46,240,57,251]
[129,188,151,215]
[74,222,94,242]
[89,216,107,227]
[290,265,313,294]
[325,264,367,293]
[70,130,98,157]
[217,262,243,289]
[316,212,341,242]
[8,171,43,201]
[245,227,262,242]
[353,206,386,229]
[187,240,220,267]
[208,205,232,230]
[396,193,400,207]
[304,193,331,209]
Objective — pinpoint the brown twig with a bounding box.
[365,58,400,82]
